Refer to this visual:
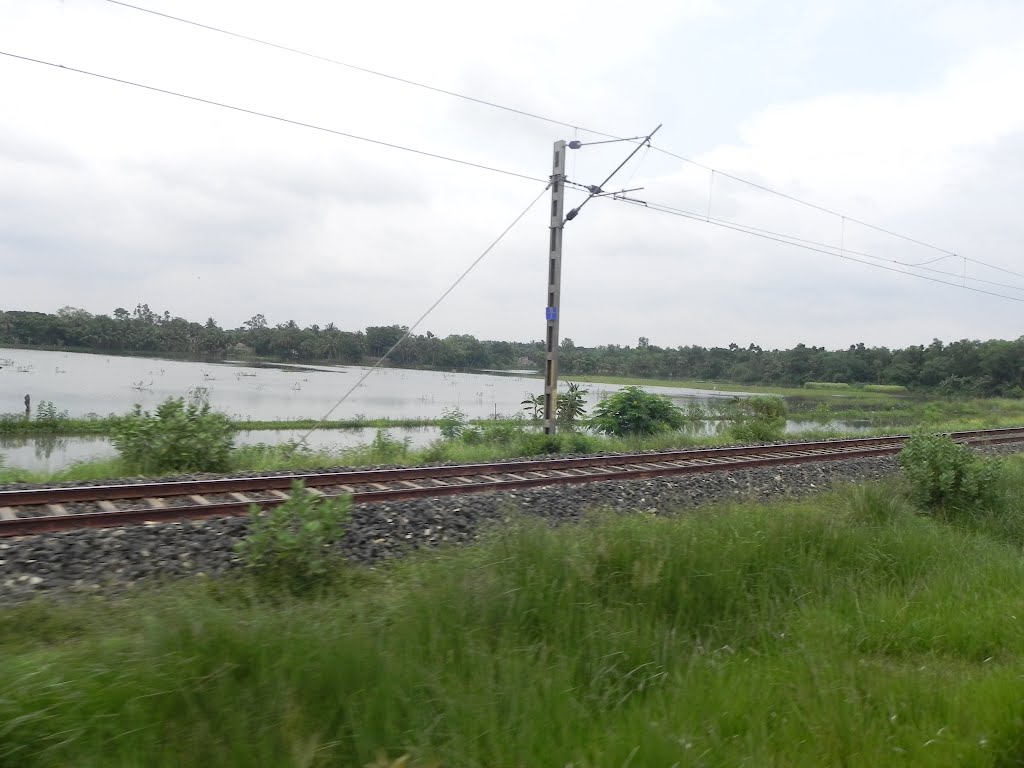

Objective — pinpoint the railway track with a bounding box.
[2,427,1023,537]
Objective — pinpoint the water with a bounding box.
[1,348,876,472]
[0,427,443,474]
[0,346,759,423]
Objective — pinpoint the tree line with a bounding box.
[1,306,1021,396]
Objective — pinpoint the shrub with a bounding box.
[521,393,544,420]
[728,396,787,443]
[235,481,351,595]
[368,429,410,462]
[898,433,1002,513]
[803,382,850,390]
[439,406,468,440]
[111,397,235,474]
[590,386,685,437]
[520,386,588,423]
[863,384,908,393]
[35,400,69,422]
[478,420,526,446]
[556,382,588,423]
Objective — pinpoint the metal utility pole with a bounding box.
[543,140,566,435]
[540,125,660,435]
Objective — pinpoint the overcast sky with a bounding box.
[1,0,1022,350]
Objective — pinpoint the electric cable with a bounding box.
[673,212,1024,293]
[647,145,959,257]
[0,49,549,186]
[606,196,1024,304]
[567,125,661,221]
[100,0,1022,278]
[103,0,615,140]
[290,183,550,449]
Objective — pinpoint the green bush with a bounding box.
[478,420,526,446]
[235,481,351,595]
[439,406,468,440]
[111,397,235,474]
[863,384,908,393]
[728,396,787,443]
[590,386,685,437]
[803,382,850,390]
[898,433,1002,513]
[35,400,69,422]
[368,430,410,462]
[556,382,588,423]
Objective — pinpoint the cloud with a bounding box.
[0,0,1022,351]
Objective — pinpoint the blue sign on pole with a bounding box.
[545,306,558,321]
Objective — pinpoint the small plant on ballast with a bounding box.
[235,481,352,596]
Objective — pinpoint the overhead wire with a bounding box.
[291,183,551,448]
[102,0,616,140]
[6,45,1016,305]
[647,145,962,257]
[10,6,1023,301]
[964,256,1024,279]
[0,50,551,187]
[102,0,1022,280]
[605,196,1024,304]
[664,212,1024,293]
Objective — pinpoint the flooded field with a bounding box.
[0,347,749,423]
[0,347,872,472]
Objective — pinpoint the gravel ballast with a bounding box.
[2,443,1022,602]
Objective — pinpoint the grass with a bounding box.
[564,372,905,401]
[4,412,1024,484]
[804,396,1024,428]
[4,459,1024,765]
[0,415,464,438]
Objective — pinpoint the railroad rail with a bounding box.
[2,427,1023,537]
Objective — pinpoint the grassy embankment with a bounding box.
[3,457,1024,765]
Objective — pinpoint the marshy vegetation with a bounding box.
[3,384,1024,483]
[3,447,1024,765]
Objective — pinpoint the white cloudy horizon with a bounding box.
[1,0,1022,352]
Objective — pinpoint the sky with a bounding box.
[1,0,1022,351]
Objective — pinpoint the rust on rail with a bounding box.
[1,428,1022,538]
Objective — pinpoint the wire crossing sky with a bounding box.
[1,0,1022,349]
[100,0,1022,282]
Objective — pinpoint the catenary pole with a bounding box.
[543,140,567,434]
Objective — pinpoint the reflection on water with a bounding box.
[0,433,74,460]
[0,433,113,474]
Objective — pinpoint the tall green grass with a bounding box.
[5,468,1024,765]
